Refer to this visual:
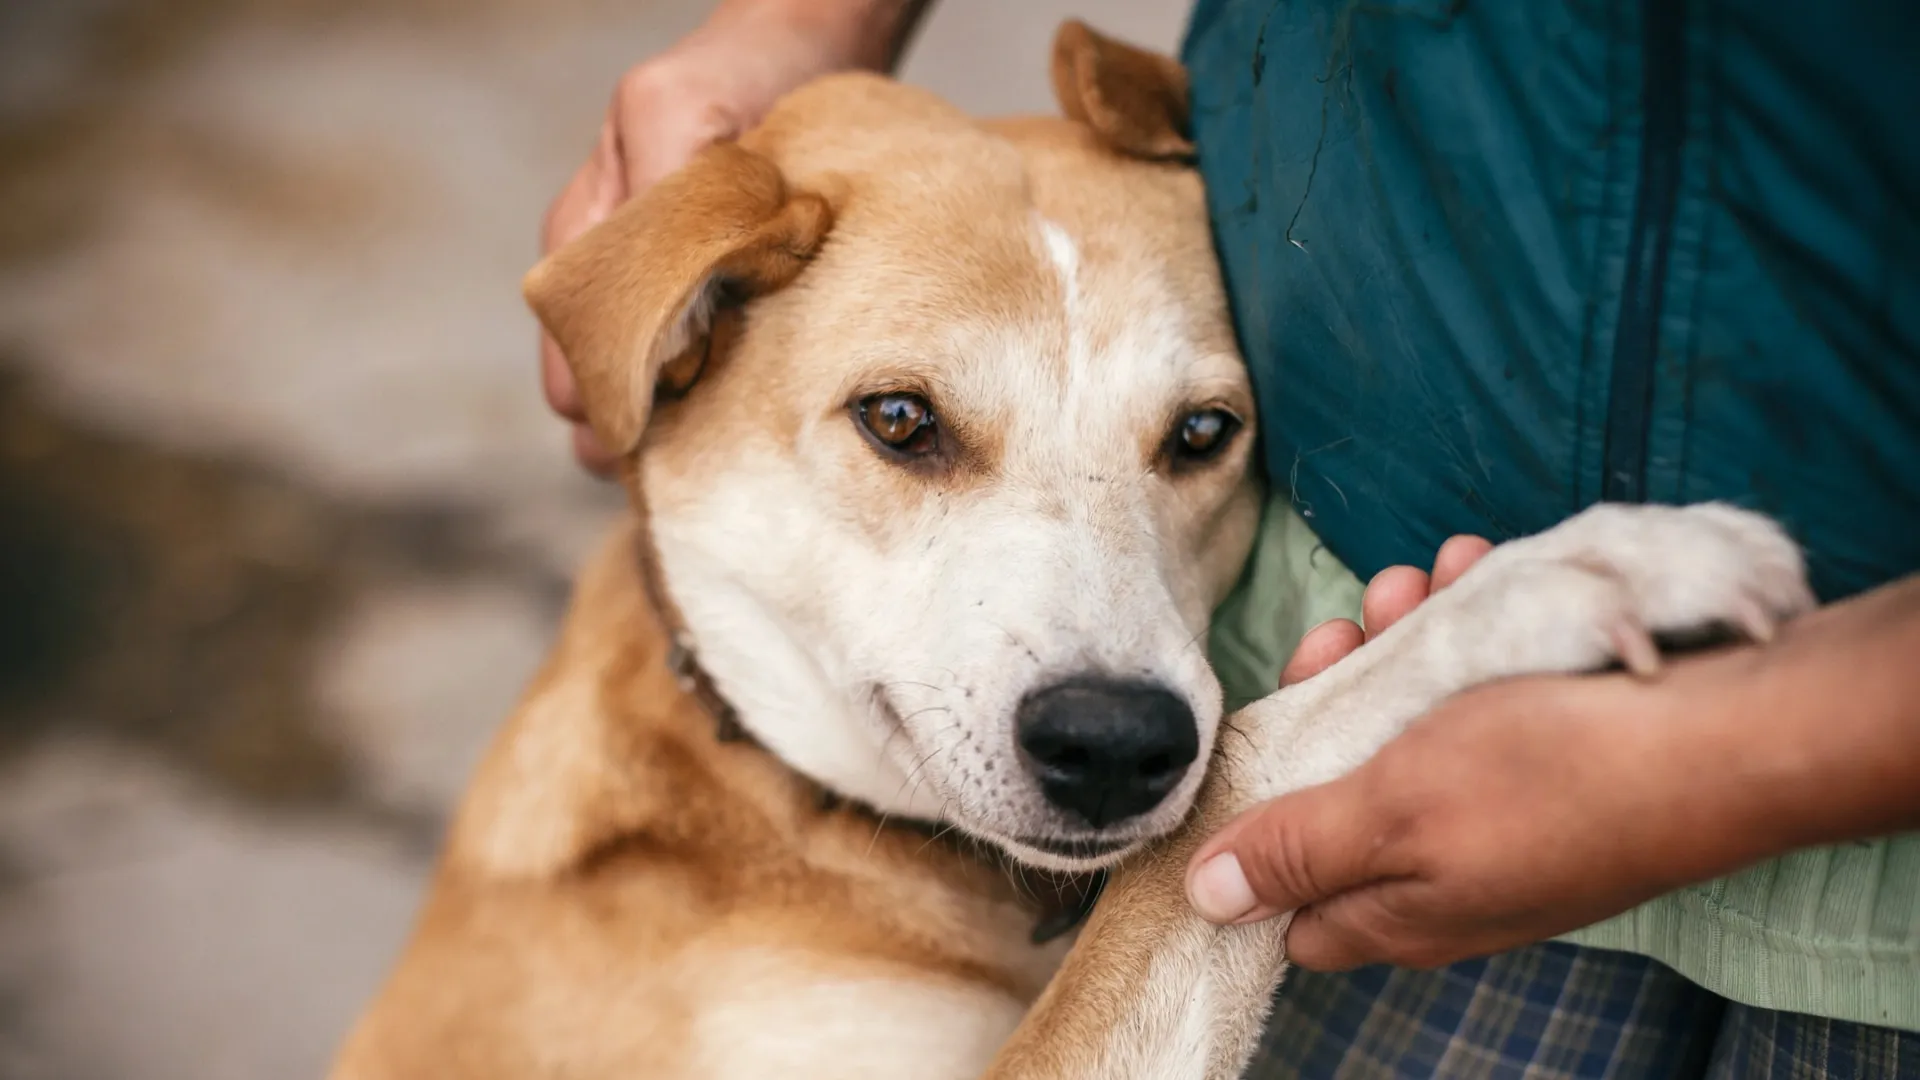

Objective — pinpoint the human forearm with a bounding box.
[1609,572,1920,900]
[1714,573,1920,853]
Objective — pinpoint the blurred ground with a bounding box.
[0,2,1185,1077]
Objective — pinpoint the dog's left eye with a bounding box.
[854,392,941,460]
[1166,408,1243,469]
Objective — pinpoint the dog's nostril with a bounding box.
[1051,746,1092,769]
[1015,676,1199,830]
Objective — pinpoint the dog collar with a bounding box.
[1028,867,1108,944]
[664,630,746,742]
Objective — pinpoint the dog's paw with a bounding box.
[1424,502,1815,683]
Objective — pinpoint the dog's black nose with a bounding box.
[1015,677,1198,828]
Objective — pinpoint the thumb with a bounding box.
[1185,778,1383,925]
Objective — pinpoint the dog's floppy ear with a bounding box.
[1050,19,1195,161]
[523,142,832,456]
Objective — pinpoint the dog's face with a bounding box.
[527,25,1259,872]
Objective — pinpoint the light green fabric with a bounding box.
[1207,494,1920,1032]
[1209,496,1366,712]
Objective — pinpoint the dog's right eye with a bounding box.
[854,393,941,460]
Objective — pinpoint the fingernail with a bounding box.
[1189,853,1257,924]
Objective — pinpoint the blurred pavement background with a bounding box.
[0,2,1186,1077]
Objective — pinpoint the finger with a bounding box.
[538,141,614,458]
[1288,890,1496,973]
[1431,534,1495,591]
[591,115,628,211]
[1361,565,1431,639]
[1279,619,1365,686]
[542,152,610,258]
[1284,877,1462,973]
[1281,893,1409,972]
[541,333,585,421]
[572,424,620,477]
[1186,781,1380,924]
[1281,901,1376,971]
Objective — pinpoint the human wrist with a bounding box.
[709,0,932,73]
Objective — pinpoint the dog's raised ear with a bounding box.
[1050,19,1195,161]
[523,142,832,456]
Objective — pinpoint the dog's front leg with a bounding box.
[983,642,1491,1080]
[986,503,1815,1080]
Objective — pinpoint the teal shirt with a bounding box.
[1185,0,1920,1031]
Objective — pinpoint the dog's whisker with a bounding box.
[897,705,954,725]
[870,737,960,861]
[1181,622,1211,657]
[885,716,954,789]
[913,817,964,858]
[901,740,959,811]
[882,679,950,695]
[864,811,894,859]
[896,752,937,805]
[981,618,1039,661]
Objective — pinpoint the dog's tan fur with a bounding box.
[331,520,1075,1078]
[333,21,1817,1080]
[334,22,1247,1080]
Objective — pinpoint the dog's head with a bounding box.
[525,22,1259,872]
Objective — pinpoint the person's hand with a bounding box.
[1187,548,1920,973]
[1188,672,1706,969]
[541,0,931,475]
[1277,534,1495,685]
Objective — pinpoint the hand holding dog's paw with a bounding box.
[1187,503,1828,967]
[1184,567,1920,976]
[1187,671,1730,966]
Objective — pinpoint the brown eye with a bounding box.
[1167,408,1243,469]
[855,392,940,459]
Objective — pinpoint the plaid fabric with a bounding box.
[1242,942,1918,1079]
[1707,1002,1920,1079]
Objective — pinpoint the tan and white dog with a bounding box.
[330,21,1813,1080]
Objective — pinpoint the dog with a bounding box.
[329,21,1814,1080]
